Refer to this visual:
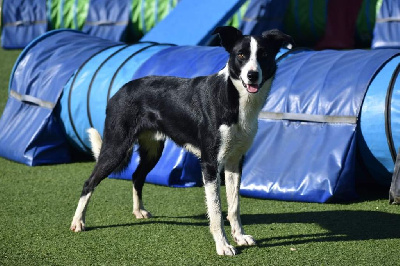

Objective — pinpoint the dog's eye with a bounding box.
[237,53,245,60]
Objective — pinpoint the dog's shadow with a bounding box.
[86,209,400,248]
[240,210,400,247]
[84,215,208,232]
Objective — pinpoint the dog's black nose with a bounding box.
[247,71,259,83]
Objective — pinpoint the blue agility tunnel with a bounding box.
[241,49,400,202]
[59,42,174,153]
[359,55,400,185]
[0,30,119,165]
[1,29,400,202]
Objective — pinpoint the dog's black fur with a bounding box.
[71,26,292,256]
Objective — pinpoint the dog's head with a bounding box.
[213,26,293,94]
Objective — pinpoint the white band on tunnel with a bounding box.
[259,111,357,124]
[10,90,55,110]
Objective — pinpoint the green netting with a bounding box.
[3,0,249,44]
[48,0,58,29]
[63,0,75,28]
[47,0,89,30]
[76,0,89,29]
[226,0,249,28]
[283,0,327,46]
[130,0,178,41]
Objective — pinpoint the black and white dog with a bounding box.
[70,26,292,256]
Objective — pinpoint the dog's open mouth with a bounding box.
[241,78,259,93]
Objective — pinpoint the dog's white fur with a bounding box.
[70,191,92,232]
[87,128,102,160]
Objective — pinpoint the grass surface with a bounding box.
[1,48,400,266]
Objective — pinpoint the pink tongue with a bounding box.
[247,84,259,93]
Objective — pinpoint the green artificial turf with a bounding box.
[1,48,400,266]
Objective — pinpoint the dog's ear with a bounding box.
[262,29,294,53]
[213,26,243,53]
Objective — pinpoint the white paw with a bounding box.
[216,242,238,256]
[233,234,256,246]
[133,209,152,219]
[70,219,85,232]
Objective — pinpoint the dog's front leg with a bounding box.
[203,160,237,256]
[225,156,256,247]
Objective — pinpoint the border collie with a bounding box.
[70,26,292,256]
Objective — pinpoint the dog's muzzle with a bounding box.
[241,71,260,93]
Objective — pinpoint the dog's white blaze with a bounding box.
[240,37,262,86]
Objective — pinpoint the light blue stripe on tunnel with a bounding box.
[59,44,127,152]
[59,42,172,152]
[89,43,159,135]
[360,55,400,182]
[86,43,159,136]
[106,44,172,105]
[391,67,400,156]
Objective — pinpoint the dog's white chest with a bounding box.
[217,121,257,163]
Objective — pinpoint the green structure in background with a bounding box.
[48,0,89,30]
[130,0,179,41]
[3,0,386,50]
[355,0,382,47]
[284,0,327,47]
[280,0,383,48]
[227,0,249,28]
[47,0,179,38]
[46,0,248,43]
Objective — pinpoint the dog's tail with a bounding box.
[87,128,102,161]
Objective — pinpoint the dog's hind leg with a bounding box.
[70,137,134,232]
[132,132,165,219]
[225,156,256,247]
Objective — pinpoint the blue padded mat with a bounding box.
[1,0,47,49]
[372,0,400,49]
